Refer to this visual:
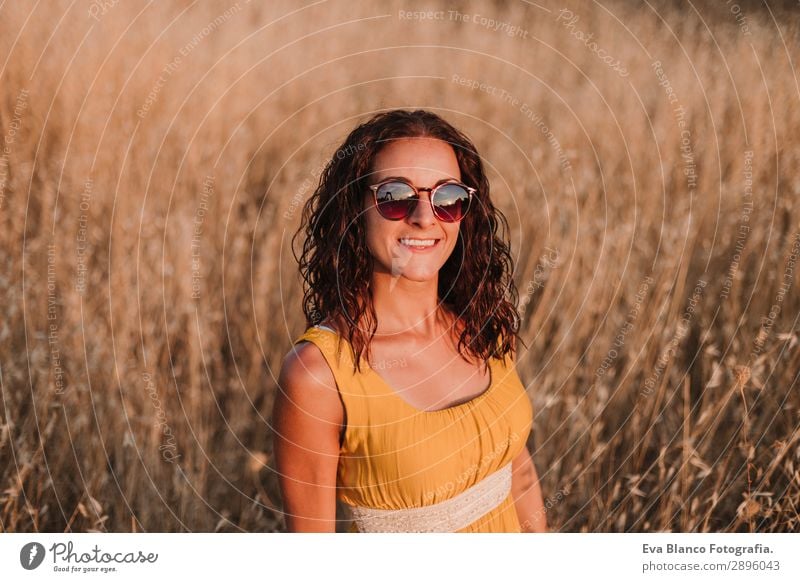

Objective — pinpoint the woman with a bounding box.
[272,109,547,533]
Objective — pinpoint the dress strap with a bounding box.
[292,325,379,439]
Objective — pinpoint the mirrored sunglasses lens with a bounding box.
[375,181,416,219]
[433,183,471,221]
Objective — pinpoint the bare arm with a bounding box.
[272,342,344,532]
[511,444,548,532]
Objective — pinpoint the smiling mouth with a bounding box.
[397,238,440,250]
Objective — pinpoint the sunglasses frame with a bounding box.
[367,177,476,222]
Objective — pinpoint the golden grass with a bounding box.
[0,0,798,532]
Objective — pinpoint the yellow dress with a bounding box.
[292,325,534,532]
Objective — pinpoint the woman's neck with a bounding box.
[369,270,448,337]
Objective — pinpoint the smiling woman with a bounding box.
[272,109,546,533]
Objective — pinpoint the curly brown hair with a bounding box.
[292,109,522,374]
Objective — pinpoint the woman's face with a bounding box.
[362,137,463,282]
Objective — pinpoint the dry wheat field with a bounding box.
[0,0,798,533]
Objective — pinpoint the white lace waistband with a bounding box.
[343,462,513,533]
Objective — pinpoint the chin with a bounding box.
[395,267,441,282]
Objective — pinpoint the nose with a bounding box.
[408,188,436,227]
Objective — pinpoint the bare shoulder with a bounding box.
[277,340,343,423]
[280,340,340,400]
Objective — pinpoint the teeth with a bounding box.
[399,238,437,248]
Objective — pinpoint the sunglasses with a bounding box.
[367,177,475,222]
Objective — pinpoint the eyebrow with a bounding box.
[372,176,461,188]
